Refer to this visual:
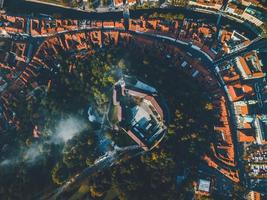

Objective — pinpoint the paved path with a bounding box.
[39,145,142,200]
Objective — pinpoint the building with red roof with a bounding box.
[234,51,265,80]
[112,76,167,151]
[227,82,254,101]
[113,0,123,7]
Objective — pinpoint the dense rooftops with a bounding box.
[235,51,264,80]
[216,43,266,188]
[0,10,265,192]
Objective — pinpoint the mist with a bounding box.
[23,144,43,165]
[0,116,88,168]
[53,117,88,143]
[0,158,17,167]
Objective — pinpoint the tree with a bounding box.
[51,162,69,185]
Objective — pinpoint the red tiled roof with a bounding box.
[127,130,148,151]
[238,130,255,142]
[145,96,164,119]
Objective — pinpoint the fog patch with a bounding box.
[23,144,43,165]
[0,158,17,167]
[0,116,88,169]
[53,117,87,143]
